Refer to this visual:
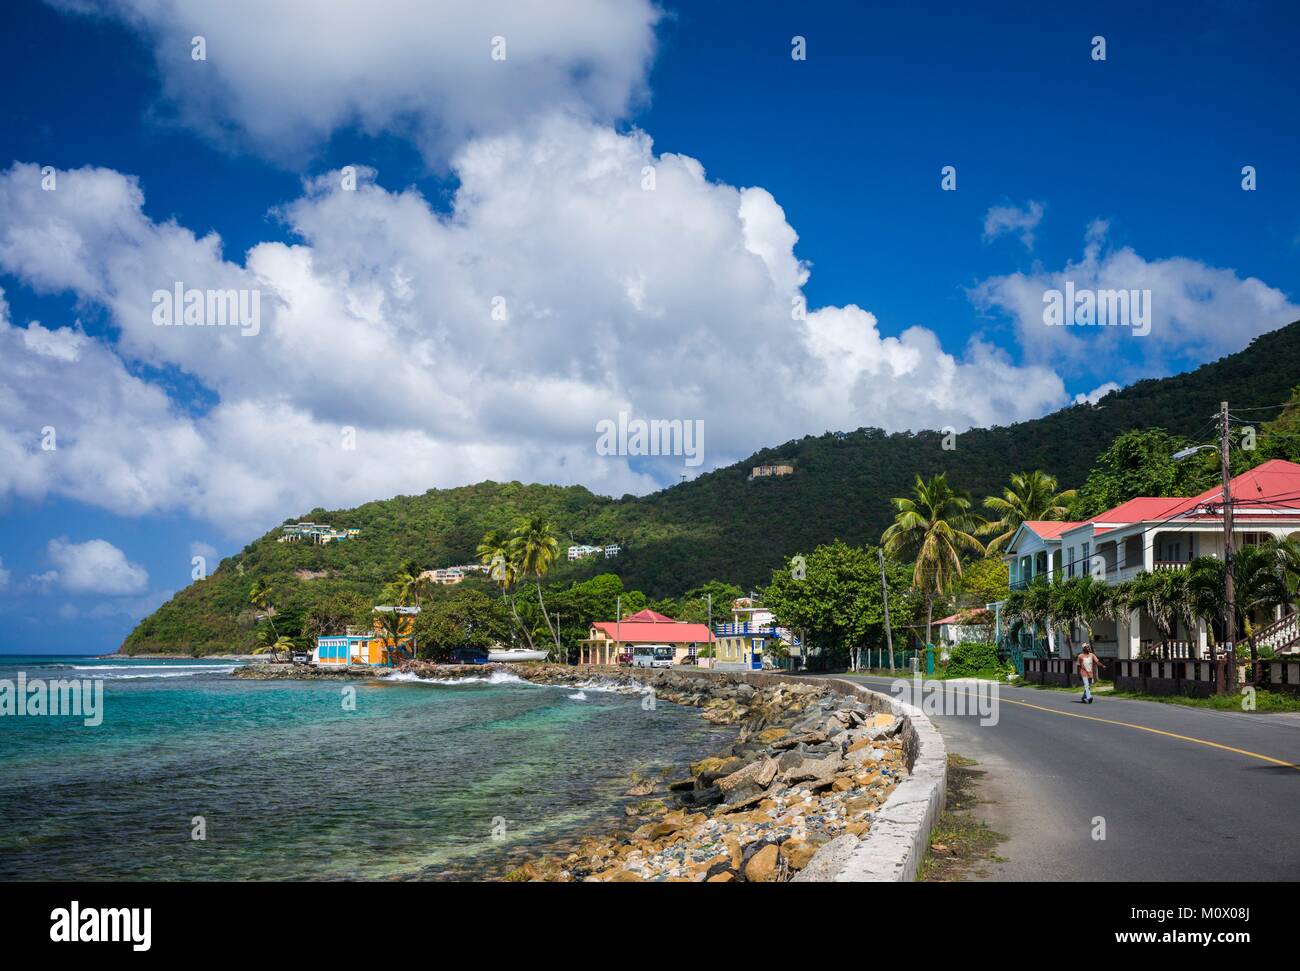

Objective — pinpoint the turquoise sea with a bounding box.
[0,656,733,880]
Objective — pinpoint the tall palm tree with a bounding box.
[248,579,279,640]
[511,517,562,658]
[881,473,985,647]
[392,559,431,656]
[981,471,1077,555]
[393,559,429,610]
[477,528,533,651]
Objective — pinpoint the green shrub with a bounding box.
[945,641,1005,677]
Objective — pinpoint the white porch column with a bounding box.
[1124,609,1141,659]
[1196,618,1208,659]
[1142,532,1156,572]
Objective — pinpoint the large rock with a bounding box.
[771,730,828,750]
[717,756,779,793]
[743,843,781,882]
[690,756,742,784]
[782,755,841,788]
[780,838,819,872]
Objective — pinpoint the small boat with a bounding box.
[487,648,549,663]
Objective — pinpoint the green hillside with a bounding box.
[123,319,1300,655]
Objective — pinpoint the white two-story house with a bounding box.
[1001,459,1300,659]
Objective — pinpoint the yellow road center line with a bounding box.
[997,697,1299,769]
[850,677,1299,771]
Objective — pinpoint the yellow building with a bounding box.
[313,606,417,666]
[579,609,714,665]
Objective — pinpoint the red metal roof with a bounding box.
[935,609,992,626]
[1075,460,1300,529]
[590,608,715,644]
[1022,520,1083,540]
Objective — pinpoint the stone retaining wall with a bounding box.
[656,668,947,882]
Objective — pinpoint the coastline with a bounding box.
[505,666,909,882]
[233,661,911,881]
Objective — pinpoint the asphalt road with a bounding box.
[825,674,1300,880]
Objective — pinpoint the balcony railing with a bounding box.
[712,623,801,645]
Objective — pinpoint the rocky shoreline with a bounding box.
[230,662,496,681]
[498,665,908,882]
[228,660,910,881]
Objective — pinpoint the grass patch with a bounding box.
[916,753,1008,882]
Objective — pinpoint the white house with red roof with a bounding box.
[1001,459,1300,659]
[579,608,715,665]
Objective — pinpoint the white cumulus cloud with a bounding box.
[971,220,1300,380]
[45,538,149,595]
[50,0,660,167]
[0,123,1136,539]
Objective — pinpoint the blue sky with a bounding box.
[1,0,1298,653]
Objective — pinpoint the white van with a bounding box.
[632,645,675,668]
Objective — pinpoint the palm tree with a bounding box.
[1270,536,1300,607]
[1021,580,1054,656]
[1184,556,1226,663]
[510,517,562,659]
[253,628,294,662]
[477,527,536,650]
[1049,575,1110,658]
[248,579,279,640]
[374,608,414,664]
[1126,570,1189,658]
[392,559,431,656]
[981,471,1077,555]
[394,559,429,610]
[1233,543,1289,663]
[882,473,985,647]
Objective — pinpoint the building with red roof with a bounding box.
[579,608,715,665]
[1000,459,1300,659]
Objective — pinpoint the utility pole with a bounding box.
[615,595,621,669]
[1219,400,1235,696]
[706,593,713,667]
[879,547,895,674]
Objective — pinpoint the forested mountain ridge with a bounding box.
[122,319,1300,654]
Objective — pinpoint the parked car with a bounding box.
[615,651,633,666]
[678,654,698,666]
[290,652,309,664]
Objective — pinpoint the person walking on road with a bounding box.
[1076,642,1098,704]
